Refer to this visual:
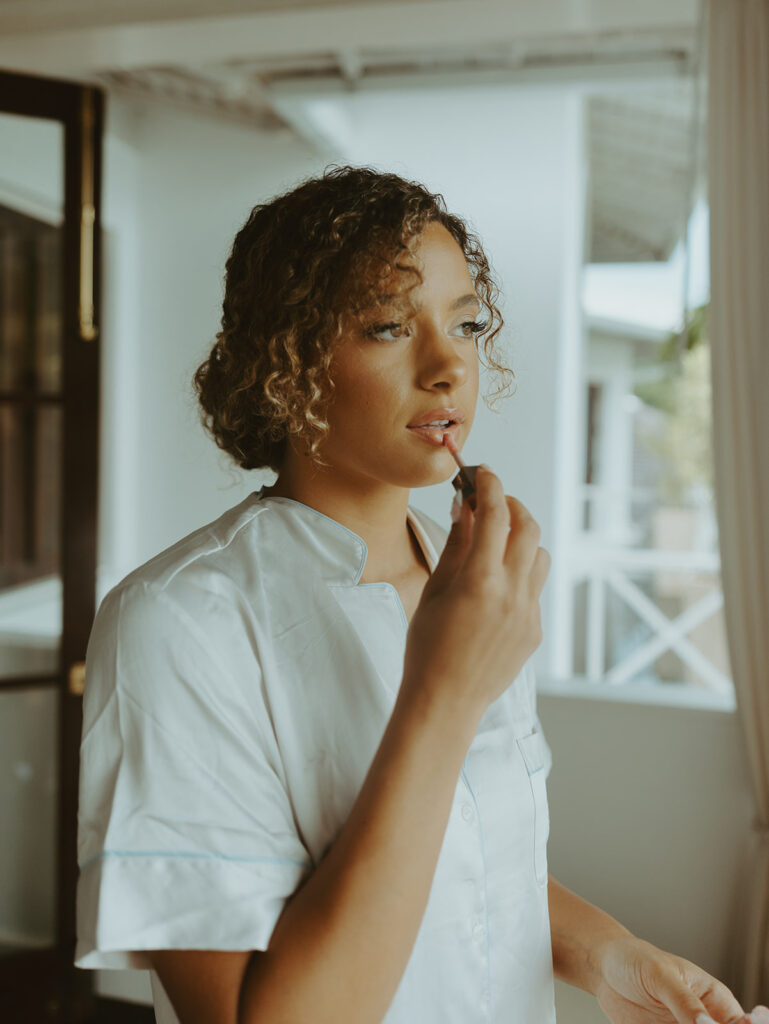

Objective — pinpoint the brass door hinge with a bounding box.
[68,661,86,697]
[79,88,98,342]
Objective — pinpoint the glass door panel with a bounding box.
[0,100,64,992]
[0,221,63,395]
[0,403,62,678]
[0,687,58,956]
[0,112,63,396]
[0,110,63,682]
[0,70,102,1024]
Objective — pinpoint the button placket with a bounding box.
[459,764,492,1018]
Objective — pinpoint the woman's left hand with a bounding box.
[594,934,755,1024]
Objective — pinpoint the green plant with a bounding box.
[633,304,714,503]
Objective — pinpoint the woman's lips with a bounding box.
[407,422,460,447]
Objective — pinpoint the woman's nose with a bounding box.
[416,324,470,389]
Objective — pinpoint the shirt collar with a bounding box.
[252,486,437,587]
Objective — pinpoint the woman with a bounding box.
[75,166,761,1024]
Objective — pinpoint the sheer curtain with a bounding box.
[706,0,769,1004]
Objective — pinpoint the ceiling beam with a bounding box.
[0,0,699,79]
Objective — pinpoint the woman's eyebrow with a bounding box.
[449,293,481,313]
[366,293,479,313]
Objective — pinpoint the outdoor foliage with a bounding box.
[633,304,715,503]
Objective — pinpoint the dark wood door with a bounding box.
[0,68,102,1023]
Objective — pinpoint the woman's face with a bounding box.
[321,220,481,492]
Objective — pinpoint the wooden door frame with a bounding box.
[0,67,102,1021]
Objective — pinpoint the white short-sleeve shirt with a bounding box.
[75,488,556,1023]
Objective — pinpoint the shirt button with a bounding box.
[461,803,473,821]
[472,921,485,942]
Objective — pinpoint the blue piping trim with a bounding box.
[80,849,309,870]
[460,763,493,1017]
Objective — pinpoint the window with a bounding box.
[566,71,731,700]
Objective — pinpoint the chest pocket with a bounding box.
[515,727,551,887]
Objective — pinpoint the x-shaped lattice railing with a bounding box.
[582,563,730,692]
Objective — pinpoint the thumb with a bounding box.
[652,963,747,1024]
[427,495,471,589]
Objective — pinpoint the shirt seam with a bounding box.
[112,497,266,597]
[80,849,309,870]
[460,765,493,1016]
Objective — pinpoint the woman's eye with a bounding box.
[455,319,487,338]
[365,321,407,341]
[364,319,487,341]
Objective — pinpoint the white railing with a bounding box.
[568,485,731,694]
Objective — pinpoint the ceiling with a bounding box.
[0,0,402,34]
[0,0,705,263]
[587,81,706,263]
[92,46,705,266]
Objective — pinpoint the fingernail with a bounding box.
[450,493,462,524]
[750,1009,769,1023]
[695,1015,718,1024]
[479,463,494,474]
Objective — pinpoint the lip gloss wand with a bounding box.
[443,431,480,507]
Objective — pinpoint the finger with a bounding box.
[427,495,472,589]
[528,547,551,600]
[652,963,745,1024]
[463,466,510,572]
[502,495,541,578]
[697,977,749,1023]
[696,978,753,1019]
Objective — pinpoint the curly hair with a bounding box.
[193,165,515,473]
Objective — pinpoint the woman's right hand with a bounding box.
[402,465,551,717]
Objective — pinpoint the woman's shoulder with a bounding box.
[84,494,274,720]
[115,492,264,595]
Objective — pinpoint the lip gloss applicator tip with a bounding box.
[443,430,463,462]
[443,430,479,502]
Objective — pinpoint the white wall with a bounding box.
[74,89,756,1014]
[97,98,320,597]
[541,693,753,1021]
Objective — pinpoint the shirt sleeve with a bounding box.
[75,579,312,970]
